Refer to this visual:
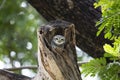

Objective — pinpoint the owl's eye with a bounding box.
[55,38,58,40]
[61,38,64,41]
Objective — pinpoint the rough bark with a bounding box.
[0,69,31,80]
[28,0,111,58]
[33,20,82,80]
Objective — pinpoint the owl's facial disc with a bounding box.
[53,35,65,45]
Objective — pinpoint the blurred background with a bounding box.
[0,0,47,77]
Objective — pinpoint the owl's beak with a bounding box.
[58,40,62,43]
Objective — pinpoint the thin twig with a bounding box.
[3,62,88,71]
[77,61,88,66]
[3,65,38,71]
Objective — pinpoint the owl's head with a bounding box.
[53,35,65,45]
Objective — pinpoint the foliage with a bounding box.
[104,37,120,60]
[82,59,120,80]
[81,58,106,77]
[99,62,120,80]
[94,0,120,39]
[0,0,46,74]
[81,0,120,80]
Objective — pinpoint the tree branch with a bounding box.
[3,62,88,71]
[3,66,38,71]
[28,0,111,58]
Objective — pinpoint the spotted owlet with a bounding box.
[51,35,65,49]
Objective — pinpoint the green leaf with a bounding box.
[81,58,106,77]
[103,44,114,53]
[104,32,112,39]
[96,21,106,36]
[103,39,120,60]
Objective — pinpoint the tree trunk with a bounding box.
[28,0,111,58]
[33,20,82,80]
